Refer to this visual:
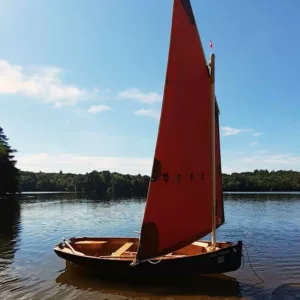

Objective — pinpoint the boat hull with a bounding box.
[54,238,242,280]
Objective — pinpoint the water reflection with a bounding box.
[19,190,300,204]
[17,192,84,202]
[225,192,300,202]
[0,193,299,299]
[18,191,146,205]
[56,262,242,299]
[0,196,21,271]
[270,283,300,299]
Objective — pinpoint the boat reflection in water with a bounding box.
[56,261,242,299]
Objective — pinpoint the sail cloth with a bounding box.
[135,0,221,264]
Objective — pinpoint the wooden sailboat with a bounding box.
[54,0,243,279]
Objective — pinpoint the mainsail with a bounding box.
[135,0,220,264]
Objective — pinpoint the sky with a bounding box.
[1,0,300,175]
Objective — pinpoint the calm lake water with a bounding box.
[1,193,300,300]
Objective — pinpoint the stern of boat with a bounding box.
[197,240,243,274]
[222,240,243,273]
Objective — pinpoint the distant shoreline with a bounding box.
[18,191,300,195]
[19,169,300,197]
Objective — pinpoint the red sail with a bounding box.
[215,100,225,228]
[135,0,214,263]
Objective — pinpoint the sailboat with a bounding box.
[54,0,243,279]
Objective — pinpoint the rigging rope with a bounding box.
[147,256,165,264]
[242,242,264,283]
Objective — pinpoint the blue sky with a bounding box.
[1,0,300,175]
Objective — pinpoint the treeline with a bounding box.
[20,170,150,198]
[222,169,300,192]
[3,125,300,196]
[19,169,300,195]
[0,127,19,197]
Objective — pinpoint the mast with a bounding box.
[215,95,226,229]
[209,53,216,248]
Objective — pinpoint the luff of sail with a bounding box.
[134,0,217,264]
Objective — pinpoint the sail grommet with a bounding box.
[177,174,181,182]
[190,173,194,180]
[162,173,169,182]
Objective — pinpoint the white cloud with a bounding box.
[15,151,300,176]
[259,150,269,154]
[221,147,300,173]
[222,165,235,174]
[253,132,263,136]
[263,154,298,165]
[231,153,300,172]
[0,59,96,107]
[88,105,111,113]
[119,88,162,104]
[16,153,153,175]
[221,126,252,136]
[134,108,160,120]
[251,141,258,147]
[241,153,297,165]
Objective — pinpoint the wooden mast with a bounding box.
[209,53,216,248]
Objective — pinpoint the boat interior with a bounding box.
[54,237,233,261]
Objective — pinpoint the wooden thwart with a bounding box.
[111,242,133,257]
[193,241,209,247]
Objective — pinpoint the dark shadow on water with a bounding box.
[17,192,84,202]
[56,262,243,299]
[18,191,300,204]
[270,283,300,299]
[232,282,300,300]
[56,263,300,299]
[0,195,21,271]
[17,191,146,204]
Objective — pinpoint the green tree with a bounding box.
[18,168,300,196]
[0,127,19,197]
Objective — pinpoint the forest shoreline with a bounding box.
[19,169,300,197]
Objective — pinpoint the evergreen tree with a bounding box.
[0,127,19,196]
